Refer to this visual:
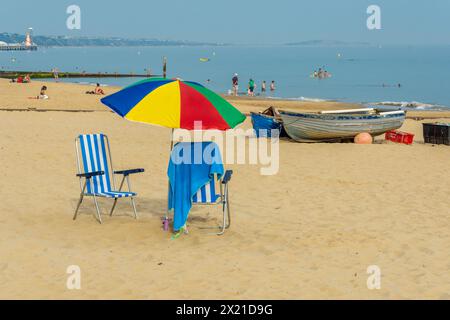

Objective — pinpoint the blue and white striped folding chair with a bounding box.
[191,171,233,235]
[74,134,144,224]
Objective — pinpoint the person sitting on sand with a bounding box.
[95,83,105,95]
[37,86,49,100]
[17,76,23,84]
[96,85,105,95]
[23,74,31,83]
[86,83,105,95]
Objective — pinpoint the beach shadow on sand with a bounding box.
[70,197,167,220]
[70,197,222,225]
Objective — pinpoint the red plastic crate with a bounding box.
[385,130,415,145]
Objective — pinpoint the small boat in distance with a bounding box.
[279,108,406,142]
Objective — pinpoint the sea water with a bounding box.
[1,45,449,110]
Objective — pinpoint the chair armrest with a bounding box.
[77,171,104,179]
[222,170,233,184]
[114,168,145,176]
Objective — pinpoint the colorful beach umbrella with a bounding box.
[101,78,245,130]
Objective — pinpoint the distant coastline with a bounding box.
[285,40,372,47]
[1,32,377,48]
[0,32,225,47]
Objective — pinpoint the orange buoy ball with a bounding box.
[354,133,373,144]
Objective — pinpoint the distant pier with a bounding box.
[0,45,38,51]
[0,28,38,51]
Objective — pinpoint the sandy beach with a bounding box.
[1,78,450,299]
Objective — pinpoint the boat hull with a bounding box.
[280,111,406,142]
[251,112,286,138]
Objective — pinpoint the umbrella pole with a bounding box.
[164,129,175,231]
[169,128,174,150]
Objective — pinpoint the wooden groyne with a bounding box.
[0,70,158,80]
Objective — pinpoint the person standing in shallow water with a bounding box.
[270,80,276,93]
[232,73,239,96]
[248,78,255,97]
[261,81,266,95]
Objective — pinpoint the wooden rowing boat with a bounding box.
[279,109,406,142]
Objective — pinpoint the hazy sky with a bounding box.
[1,0,449,45]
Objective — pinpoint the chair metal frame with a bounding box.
[190,170,233,236]
[74,134,144,224]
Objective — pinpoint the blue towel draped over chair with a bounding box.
[167,142,224,231]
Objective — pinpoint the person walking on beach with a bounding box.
[248,78,255,97]
[232,73,239,96]
[270,80,276,93]
[261,81,266,94]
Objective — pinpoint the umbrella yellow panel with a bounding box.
[125,80,181,128]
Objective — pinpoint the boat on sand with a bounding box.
[279,108,406,142]
[250,107,287,138]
